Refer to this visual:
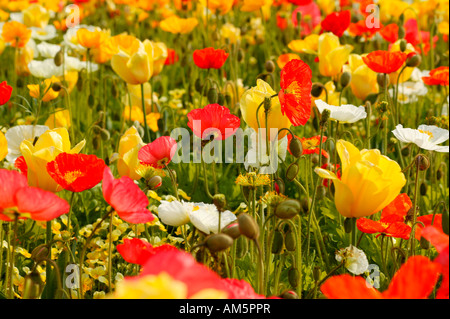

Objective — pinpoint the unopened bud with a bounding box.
[288,267,299,288]
[100,128,110,141]
[401,146,410,157]
[420,182,427,196]
[263,96,271,112]
[31,244,49,262]
[54,49,64,67]
[442,209,449,235]
[340,71,352,88]
[222,222,241,239]
[148,175,162,189]
[398,27,406,41]
[22,270,44,299]
[237,48,245,62]
[238,213,259,240]
[205,233,234,253]
[311,83,324,98]
[284,229,296,251]
[207,87,218,104]
[377,73,390,88]
[285,163,299,181]
[275,199,301,220]
[344,218,353,233]
[281,290,298,299]
[289,136,303,158]
[320,109,330,126]
[213,194,227,211]
[88,94,95,107]
[265,60,275,73]
[271,230,284,254]
[419,236,430,250]
[274,178,285,194]
[52,82,62,92]
[406,53,421,67]
[415,155,430,171]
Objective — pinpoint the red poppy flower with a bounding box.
[139,249,271,298]
[0,81,13,106]
[276,13,288,30]
[418,226,449,299]
[102,166,154,224]
[287,134,329,158]
[379,23,399,43]
[278,59,312,126]
[46,152,106,192]
[14,156,28,176]
[321,10,351,37]
[138,136,178,169]
[404,19,438,55]
[362,50,407,74]
[348,19,381,39]
[415,214,443,241]
[356,193,413,240]
[187,103,241,140]
[165,48,179,65]
[422,66,449,86]
[0,169,70,222]
[321,255,442,299]
[193,47,229,69]
[117,238,178,266]
[288,0,313,5]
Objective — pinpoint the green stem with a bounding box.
[141,83,151,143]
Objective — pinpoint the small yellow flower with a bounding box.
[45,108,71,129]
[318,32,353,78]
[235,172,271,188]
[0,130,7,161]
[160,15,198,34]
[27,76,60,102]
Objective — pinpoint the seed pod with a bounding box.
[286,163,299,181]
[281,290,298,299]
[205,233,234,253]
[271,230,284,254]
[415,155,430,171]
[442,209,449,235]
[340,71,352,89]
[100,128,110,141]
[420,182,427,196]
[275,199,301,219]
[289,137,303,158]
[222,222,241,239]
[207,87,218,104]
[265,60,275,73]
[284,229,296,251]
[238,213,259,240]
[288,267,299,288]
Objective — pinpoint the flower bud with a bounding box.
[406,53,421,68]
[275,199,301,219]
[274,178,285,194]
[420,182,427,196]
[22,269,44,299]
[289,136,303,158]
[265,60,275,73]
[271,230,284,254]
[311,83,324,98]
[54,49,64,67]
[263,96,271,112]
[195,78,203,93]
[237,48,245,62]
[207,87,218,104]
[147,175,162,189]
[415,155,430,171]
[51,82,62,92]
[320,109,330,126]
[217,92,225,106]
[238,213,259,240]
[398,28,406,41]
[313,266,321,282]
[284,229,296,251]
[300,197,311,214]
[100,128,110,141]
[401,146,410,157]
[340,71,352,89]
[281,290,298,299]
[377,73,390,88]
[213,194,227,211]
[205,233,234,253]
[442,210,449,235]
[288,267,299,288]
[285,163,299,181]
[31,244,49,263]
[222,222,241,239]
[344,217,353,233]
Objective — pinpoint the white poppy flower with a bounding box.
[28,59,63,78]
[157,200,191,227]
[390,81,428,104]
[5,125,50,163]
[392,124,449,153]
[30,25,57,41]
[315,99,367,123]
[335,245,369,275]
[64,56,99,73]
[36,42,61,58]
[189,204,237,235]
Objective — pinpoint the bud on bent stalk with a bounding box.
[205,233,234,253]
[237,213,259,240]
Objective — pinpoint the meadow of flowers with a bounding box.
[0,0,448,302]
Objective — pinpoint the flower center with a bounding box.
[63,170,84,184]
[284,81,302,98]
[418,130,433,139]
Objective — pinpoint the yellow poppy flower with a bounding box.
[45,108,71,129]
[345,54,379,101]
[117,126,145,180]
[315,140,406,218]
[0,130,7,161]
[27,76,60,102]
[318,32,353,78]
[160,15,198,34]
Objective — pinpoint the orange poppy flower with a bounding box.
[76,28,109,50]
[356,193,412,240]
[287,134,329,158]
[276,53,301,69]
[278,59,312,126]
[379,23,399,43]
[321,255,442,299]
[46,152,106,193]
[362,50,407,74]
[1,21,31,48]
[422,66,449,86]
[348,19,381,39]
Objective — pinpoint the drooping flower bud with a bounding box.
[415,154,430,171]
[275,199,301,219]
[238,213,259,240]
[222,222,241,239]
[205,233,234,253]
[289,136,303,158]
